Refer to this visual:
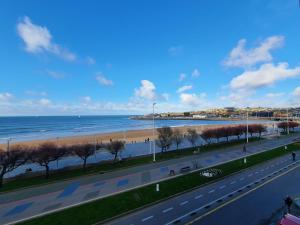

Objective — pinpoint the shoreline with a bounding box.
[1,122,274,148]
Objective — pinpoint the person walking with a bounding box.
[292,152,296,161]
[243,144,246,153]
[284,196,293,213]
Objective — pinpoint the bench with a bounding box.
[180,166,191,173]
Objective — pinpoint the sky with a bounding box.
[0,0,300,116]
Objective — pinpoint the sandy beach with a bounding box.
[1,122,274,149]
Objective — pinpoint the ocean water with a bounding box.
[0,115,268,143]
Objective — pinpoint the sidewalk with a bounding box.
[0,134,300,225]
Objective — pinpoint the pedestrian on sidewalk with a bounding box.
[284,196,293,213]
[243,144,246,153]
[292,152,296,161]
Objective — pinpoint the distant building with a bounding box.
[192,114,207,119]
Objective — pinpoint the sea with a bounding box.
[0,115,270,143]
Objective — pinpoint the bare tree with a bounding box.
[72,143,95,169]
[31,142,63,178]
[106,140,125,162]
[156,127,173,153]
[232,125,244,140]
[278,122,288,133]
[172,129,184,150]
[0,145,29,187]
[187,128,199,147]
[289,122,299,131]
[200,129,213,144]
[255,124,267,138]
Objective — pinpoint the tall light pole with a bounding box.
[6,137,13,153]
[246,109,249,143]
[287,108,289,135]
[152,103,156,162]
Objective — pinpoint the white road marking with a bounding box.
[219,185,226,189]
[180,201,189,206]
[255,171,259,174]
[248,174,253,177]
[208,189,215,194]
[195,194,203,199]
[230,181,236,185]
[142,215,153,222]
[239,177,244,181]
[163,207,173,213]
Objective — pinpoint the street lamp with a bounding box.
[6,137,14,153]
[152,103,156,162]
[287,108,289,135]
[246,108,249,143]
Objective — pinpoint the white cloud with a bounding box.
[177,85,193,93]
[80,96,92,104]
[230,63,300,90]
[25,90,47,96]
[135,80,156,101]
[292,87,300,97]
[191,69,200,78]
[266,92,285,98]
[86,56,96,65]
[46,70,66,79]
[180,93,206,106]
[17,16,76,61]
[0,93,14,102]
[179,73,186,82]
[161,93,170,101]
[96,74,114,86]
[168,46,183,56]
[223,35,284,68]
[38,98,51,106]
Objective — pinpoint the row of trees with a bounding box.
[156,127,199,152]
[0,140,125,187]
[155,124,268,152]
[277,122,299,133]
[201,124,267,143]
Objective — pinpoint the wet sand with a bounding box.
[1,122,273,148]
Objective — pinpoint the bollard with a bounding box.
[156,183,160,192]
[244,158,247,164]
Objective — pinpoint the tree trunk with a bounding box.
[83,157,87,169]
[0,172,4,188]
[45,165,50,179]
[114,151,118,161]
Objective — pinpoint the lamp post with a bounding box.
[246,109,249,143]
[152,103,156,162]
[287,108,289,135]
[6,137,14,153]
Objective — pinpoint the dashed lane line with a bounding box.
[162,207,173,213]
[142,215,153,222]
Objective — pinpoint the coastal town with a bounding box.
[134,107,300,120]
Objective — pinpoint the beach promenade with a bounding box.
[0,134,300,225]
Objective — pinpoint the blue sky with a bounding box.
[1,0,300,115]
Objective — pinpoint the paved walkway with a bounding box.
[0,134,300,225]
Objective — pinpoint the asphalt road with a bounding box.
[189,159,300,225]
[107,154,300,225]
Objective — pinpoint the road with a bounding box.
[107,154,300,225]
[190,160,300,225]
[0,134,299,225]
